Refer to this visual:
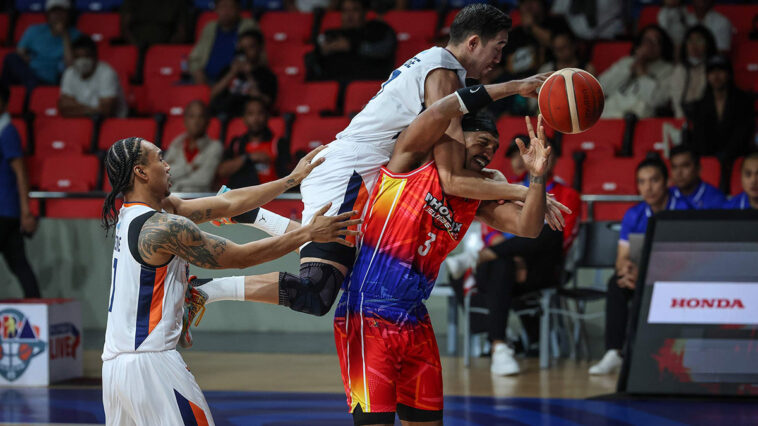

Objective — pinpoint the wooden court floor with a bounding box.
[81,350,618,399]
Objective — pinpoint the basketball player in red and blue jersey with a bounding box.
[335,79,552,425]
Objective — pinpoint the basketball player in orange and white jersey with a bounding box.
[99,140,359,425]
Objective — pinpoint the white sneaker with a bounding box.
[445,251,478,280]
[490,343,520,376]
[589,349,623,375]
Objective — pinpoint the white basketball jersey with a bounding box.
[336,46,467,156]
[102,203,189,361]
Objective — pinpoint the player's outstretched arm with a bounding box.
[137,204,360,269]
[162,146,327,224]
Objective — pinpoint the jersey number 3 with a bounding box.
[418,232,436,256]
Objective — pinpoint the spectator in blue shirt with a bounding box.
[669,144,725,209]
[590,155,691,375]
[0,85,40,298]
[0,0,81,89]
[724,152,758,210]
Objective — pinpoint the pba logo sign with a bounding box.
[50,322,81,360]
[0,308,46,382]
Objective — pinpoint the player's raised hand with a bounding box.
[515,115,551,177]
[288,145,328,185]
[516,72,552,98]
[307,203,363,247]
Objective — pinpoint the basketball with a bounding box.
[18,344,31,361]
[538,68,604,134]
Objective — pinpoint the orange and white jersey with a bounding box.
[102,202,189,361]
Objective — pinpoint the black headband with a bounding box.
[462,113,498,137]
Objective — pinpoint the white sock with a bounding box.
[252,208,290,237]
[198,276,245,304]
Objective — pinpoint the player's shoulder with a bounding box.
[417,46,463,68]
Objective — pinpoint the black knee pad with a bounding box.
[396,403,443,422]
[352,403,395,426]
[278,262,344,317]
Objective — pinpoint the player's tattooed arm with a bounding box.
[161,146,327,224]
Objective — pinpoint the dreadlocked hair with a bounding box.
[102,137,146,234]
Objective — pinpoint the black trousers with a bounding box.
[604,275,635,351]
[0,217,40,298]
[477,226,563,342]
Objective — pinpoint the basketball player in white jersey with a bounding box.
[100,137,359,425]
[180,4,569,329]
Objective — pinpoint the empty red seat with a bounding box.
[40,155,99,191]
[552,157,576,187]
[11,118,28,152]
[731,157,744,195]
[148,85,210,115]
[344,81,381,115]
[632,118,685,156]
[34,117,93,157]
[395,40,432,68]
[561,119,625,157]
[269,43,310,85]
[496,116,556,149]
[143,45,193,89]
[195,10,253,41]
[98,118,157,151]
[46,199,105,219]
[582,156,640,195]
[8,86,26,116]
[260,12,313,44]
[592,41,632,74]
[14,13,45,44]
[99,45,138,82]
[25,156,44,189]
[636,6,660,31]
[699,157,721,188]
[162,116,222,146]
[733,41,758,91]
[77,12,120,44]
[224,116,285,147]
[0,14,8,44]
[277,82,339,116]
[384,11,437,42]
[290,116,350,155]
[29,87,61,117]
[591,202,636,221]
[714,5,758,41]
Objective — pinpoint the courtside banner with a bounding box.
[648,282,758,325]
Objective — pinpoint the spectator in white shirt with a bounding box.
[657,0,690,49]
[687,0,733,53]
[665,25,717,118]
[58,35,127,118]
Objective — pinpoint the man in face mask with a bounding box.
[58,35,128,118]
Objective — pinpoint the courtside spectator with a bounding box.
[217,98,282,188]
[550,0,623,40]
[121,0,189,48]
[669,145,725,209]
[600,25,674,119]
[685,55,754,160]
[189,0,259,85]
[446,136,581,376]
[307,0,396,82]
[723,152,758,210]
[589,156,691,375]
[0,0,81,88]
[0,85,40,299]
[664,26,716,118]
[59,36,128,118]
[163,101,223,193]
[686,0,732,53]
[210,30,277,116]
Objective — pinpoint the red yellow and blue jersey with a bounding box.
[337,161,480,323]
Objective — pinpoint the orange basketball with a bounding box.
[538,68,604,134]
[18,343,31,361]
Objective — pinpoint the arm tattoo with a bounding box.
[284,178,297,189]
[138,214,228,269]
[530,175,546,185]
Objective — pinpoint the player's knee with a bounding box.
[278,262,344,316]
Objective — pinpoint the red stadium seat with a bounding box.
[319,11,377,32]
[277,82,339,115]
[632,118,685,156]
[99,45,138,82]
[714,5,758,41]
[0,14,8,44]
[731,157,744,195]
[591,202,636,221]
[699,157,721,188]
[344,80,381,115]
[148,85,210,116]
[46,199,105,218]
[496,116,556,148]
[395,40,432,68]
[225,116,285,147]
[268,43,311,85]
[98,118,157,151]
[591,41,632,75]
[11,118,28,152]
[34,117,93,157]
[13,13,45,44]
[8,86,26,116]
[195,10,253,41]
[77,13,120,44]
[561,119,625,157]
[260,12,313,44]
[162,116,222,147]
[25,156,44,189]
[582,156,639,195]
[40,155,99,191]
[733,41,758,91]
[143,45,193,89]
[384,11,437,42]
[29,87,60,117]
[636,6,660,31]
[552,157,576,187]
[290,116,349,155]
